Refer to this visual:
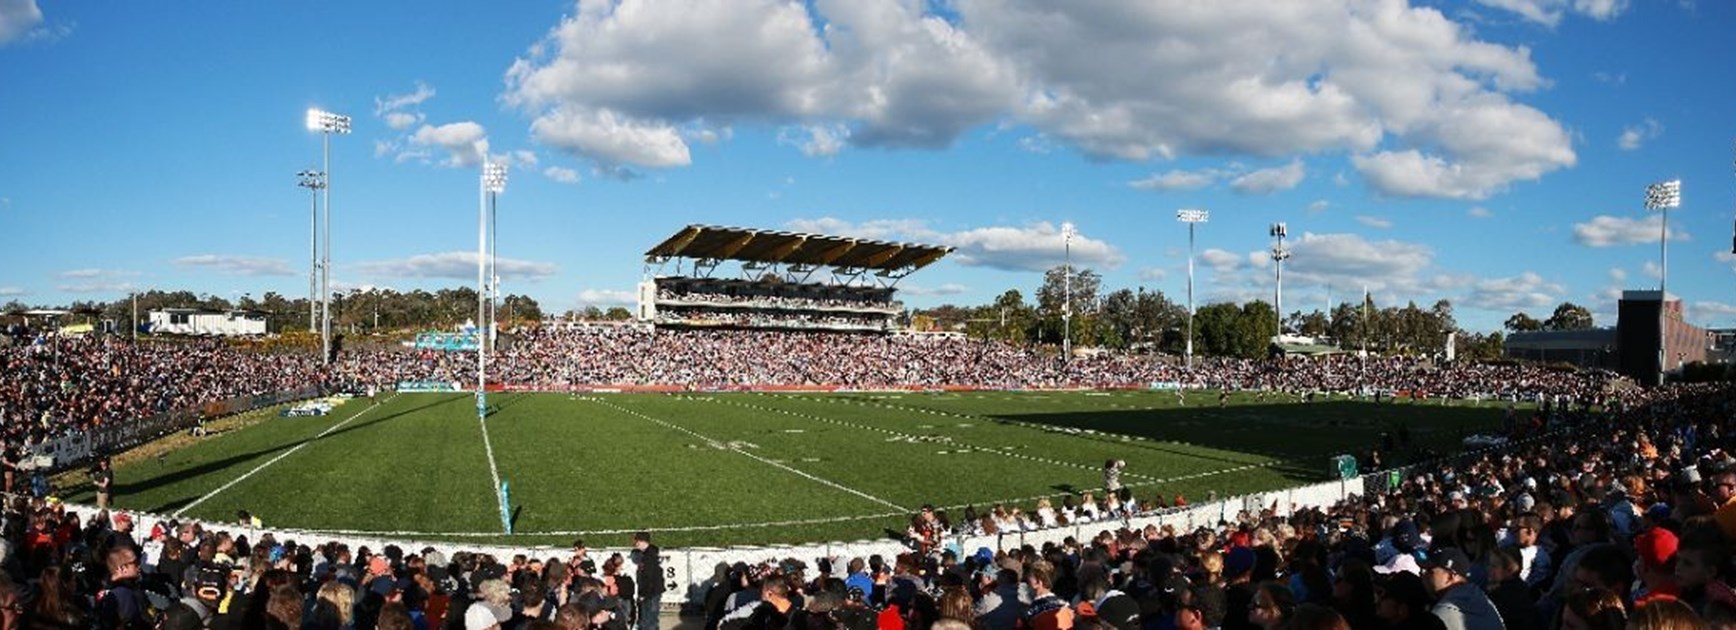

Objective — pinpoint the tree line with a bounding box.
[910,264,1607,361]
[3,288,546,335]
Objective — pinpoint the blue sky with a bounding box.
[2,0,1734,332]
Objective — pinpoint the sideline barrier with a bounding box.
[28,386,326,473]
[50,384,1557,608]
[58,475,1377,609]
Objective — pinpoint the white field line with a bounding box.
[773,393,1278,466]
[174,394,398,517]
[689,395,1163,481]
[288,450,1322,538]
[588,398,909,513]
[479,396,507,533]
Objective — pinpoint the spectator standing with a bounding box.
[632,531,664,630]
[93,457,114,510]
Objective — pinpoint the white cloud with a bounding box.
[57,282,138,294]
[1716,251,1736,264]
[1138,267,1168,281]
[174,254,295,277]
[1462,272,1563,311]
[946,223,1125,272]
[356,252,558,281]
[1691,301,1736,324]
[543,166,581,184]
[1199,249,1244,273]
[1130,169,1220,191]
[1231,160,1306,194]
[1642,260,1661,279]
[529,106,691,169]
[500,1,1571,199]
[784,217,936,241]
[0,287,24,297]
[902,283,969,297]
[384,112,422,130]
[375,83,436,131]
[409,122,489,167]
[1572,215,1688,247]
[1473,0,1630,26]
[1617,117,1662,150]
[1468,206,1494,218]
[1307,200,1330,214]
[1592,71,1625,85]
[577,289,636,306]
[1283,232,1434,294]
[59,268,137,279]
[0,0,43,45]
[781,217,1123,272]
[375,82,436,114]
[1355,215,1393,229]
[778,124,850,158]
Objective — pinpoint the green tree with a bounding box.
[1543,302,1594,331]
[1505,312,1543,332]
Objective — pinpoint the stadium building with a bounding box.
[638,225,952,333]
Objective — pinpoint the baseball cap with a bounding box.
[1093,593,1141,630]
[1421,547,1472,576]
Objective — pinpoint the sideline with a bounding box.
[173,394,398,517]
[588,398,909,513]
[478,394,507,533]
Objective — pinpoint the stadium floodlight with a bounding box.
[296,170,326,333]
[1645,178,1682,385]
[1061,221,1075,361]
[306,108,350,364]
[1177,210,1208,368]
[1269,223,1291,340]
[476,160,507,420]
[483,162,507,353]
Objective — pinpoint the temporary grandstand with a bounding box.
[639,224,952,333]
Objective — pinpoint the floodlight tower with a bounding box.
[296,170,325,333]
[1269,223,1291,340]
[1177,209,1209,368]
[1645,178,1681,384]
[483,162,507,351]
[478,160,507,419]
[305,108,351,363]
[1062,221,1075,361]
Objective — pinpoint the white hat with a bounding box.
[1373,554,1421,576]
[465,604,500,630]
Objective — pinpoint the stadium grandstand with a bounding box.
[637,225,951,333]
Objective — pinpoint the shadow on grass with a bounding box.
[113,394,469,513]
[834,397,1502,486]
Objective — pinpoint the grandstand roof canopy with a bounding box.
[647,225,952,274]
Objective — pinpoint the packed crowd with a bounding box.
[1,328,1619,453]
[655,289,902,313]
[0,336,323,449]
[653,311,896,333]
[1,376,1730,630]
[478,327,1612,398]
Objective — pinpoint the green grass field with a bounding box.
[63,390,1504,548]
